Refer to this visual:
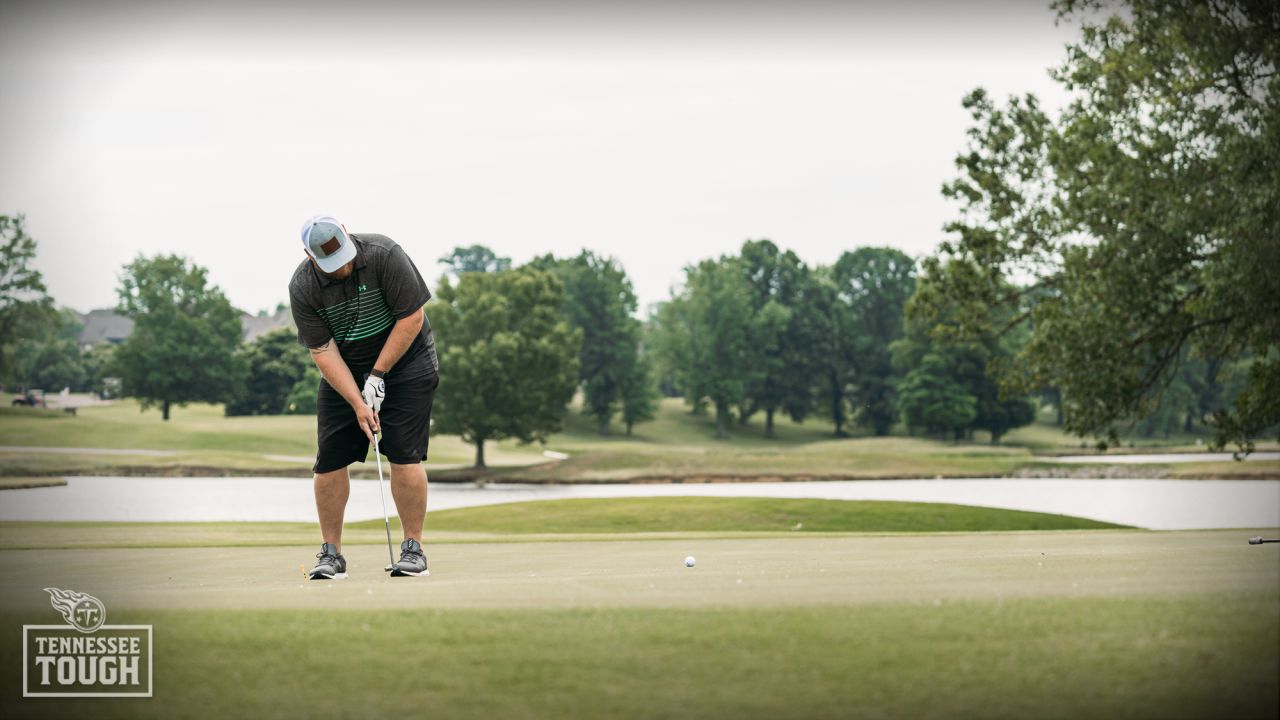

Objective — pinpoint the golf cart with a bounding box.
[11,389,46,408]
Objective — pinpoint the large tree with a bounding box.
[833,247,916,436]
[0,215,55,384]
[653,257,752,439]
[428,267,581,467]
[896,353,977,441]
[12,309,87,392]
[737,239,814,437]
[528,251,647,435]
[805,266,857,437]
[112,255,244,420]
[618,348,658,436]
[913,0,1280,453]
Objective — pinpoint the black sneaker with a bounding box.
[309,543,347,580]
[390,538,428,577]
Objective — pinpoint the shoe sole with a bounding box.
[308,571,348,580]
[389,568,429,577]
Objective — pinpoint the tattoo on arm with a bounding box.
[308,339,332,355]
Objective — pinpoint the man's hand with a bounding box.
[354,401,379,441]
[362,374,385,413]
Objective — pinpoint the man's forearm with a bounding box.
[308,339,364,408]
[373,309,425,375]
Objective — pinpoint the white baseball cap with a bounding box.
[300,215,356,273]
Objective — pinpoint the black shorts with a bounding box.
[313,364,439,473]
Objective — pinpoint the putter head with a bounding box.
[1248,537,1263,545]
[384,564,394,571]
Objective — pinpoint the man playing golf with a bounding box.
[289,215,439,579]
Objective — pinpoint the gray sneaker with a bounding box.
[390,538,429,577]
[309,543,347,580]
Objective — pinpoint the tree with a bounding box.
[737,240,814,437]
[896,353,977,440]
[438,245,512,276]
[285,365,322,415]
[527,251,646,435]
[805,267,857,437]
[225,327,312,416]
[894,305,1036,444]
[0,215,55,384]
[618,349,658,436]
[14,310,87,392]
[112,255,244,420]
[914,0,1280,453]
[833,247,916,436]
[652,257,752,439]
[429,267,581,467]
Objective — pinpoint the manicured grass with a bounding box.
[361,497,1128,534]
[0,400,547,475]
[0,497,1127,550]
[2,397,1274,479]
[2,593,1275,719]
[1,528,1274,717]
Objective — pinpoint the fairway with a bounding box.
[2,528,1277,718]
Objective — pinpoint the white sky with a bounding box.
[0,0,1078,316]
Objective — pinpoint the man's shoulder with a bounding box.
[353,233,399,255]
[288,259,318,298]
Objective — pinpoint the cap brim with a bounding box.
[313,240,356,273]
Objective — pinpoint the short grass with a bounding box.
[2,594,1277,720]
[0,498,1127,550]
[0,401,547,475]
[363,497,1127,534]
[0,526,1276,719]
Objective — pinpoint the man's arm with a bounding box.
[309,338,379,438]
[372,307,425,376]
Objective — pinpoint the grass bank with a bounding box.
[0,497,1128,550]
[360,497,1127,534]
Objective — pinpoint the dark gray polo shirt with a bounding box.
[288,234,437,377]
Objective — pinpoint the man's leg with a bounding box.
[314,466,351,551]
[389,462,427,542]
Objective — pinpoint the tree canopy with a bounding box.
[428,267,580,467]
[912,0,1280,452]
[834,247,916,436]
[0,215,55,385]
[225,327,312,416]
[438,245,512,276]
[652,257,752,438]
[112,255,244,420]
[527,251,650,435]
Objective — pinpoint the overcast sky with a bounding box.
[0,0,1079,316]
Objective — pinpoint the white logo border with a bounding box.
[22,625,154,698]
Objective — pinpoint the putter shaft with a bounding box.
[374,432,396,570]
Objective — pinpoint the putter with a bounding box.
[1248,537,1278,545]
[373,431,396,572]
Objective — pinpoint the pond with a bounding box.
[1,476,1276,530]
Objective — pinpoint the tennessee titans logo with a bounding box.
[44,588,106,634]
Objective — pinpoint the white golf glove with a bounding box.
[362,373,385,413]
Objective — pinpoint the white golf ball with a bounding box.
[684,555,696,568]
